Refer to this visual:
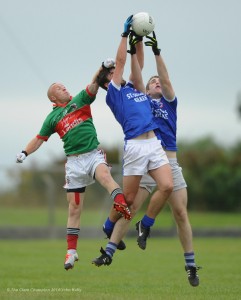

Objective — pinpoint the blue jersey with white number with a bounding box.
[106,81,159,140]
[150,97,178,151]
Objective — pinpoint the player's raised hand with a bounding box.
[16,151,27,163]
[127,31,143,55]
[144,31,161,56]
[122,15,133,37]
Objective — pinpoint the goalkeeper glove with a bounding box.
[121,15,133,37]
[127,31,143,55]
[145,31,161,56]
[16,151,28,163]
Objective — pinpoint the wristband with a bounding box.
[22,150,28,157]
[153,48,161,56]
[121,32,129,37]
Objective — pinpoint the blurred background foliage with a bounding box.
[1,138,241,212]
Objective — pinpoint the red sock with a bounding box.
[66,228,80,250]
[67,235,78,250]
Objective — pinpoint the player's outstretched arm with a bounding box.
[128,32,145,93]
[88,59,115,95]
[145,32,175,100]
[87,67,103,95]
[112,15,133,87]
[16,137,44,163]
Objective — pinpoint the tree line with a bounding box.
[2,136,241,212]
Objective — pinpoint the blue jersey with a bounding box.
[150,97,178,151]
[106,81,159,140]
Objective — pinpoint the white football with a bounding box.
[132,12,155,36]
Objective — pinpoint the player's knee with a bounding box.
[173,208,188,223]
[159,180,173,194]
[124,193,135,206]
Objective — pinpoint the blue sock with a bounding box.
[141,215,155,228]
[184,252,196,267]
[105,242,117,258]
[103,218,115,235]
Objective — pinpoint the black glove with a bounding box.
[144,31,161,56]
[127,31,143,55]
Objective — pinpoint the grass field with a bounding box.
[1,207,241,229]
[1,238,241,300]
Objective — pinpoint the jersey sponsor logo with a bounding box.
[153,108,168,119]
[55,105,92,138]
[151,100,168,119]
[126,92,148,103]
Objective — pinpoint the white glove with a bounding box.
[103,58,115,69]
[16,151,27,163]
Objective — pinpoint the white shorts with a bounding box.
[140,158,187,193]
[64,149,107,190]
[123,137,169,176]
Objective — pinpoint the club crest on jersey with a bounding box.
[70,103,78,110]
[158,101,163,108]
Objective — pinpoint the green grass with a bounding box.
[0,238,241,300]
[0,207,241,228]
